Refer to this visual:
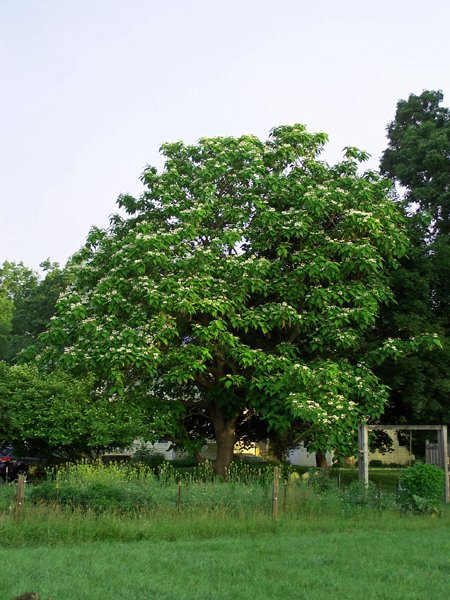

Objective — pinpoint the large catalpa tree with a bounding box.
[43,125,409,474]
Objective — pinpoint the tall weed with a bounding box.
[3,460,439,519]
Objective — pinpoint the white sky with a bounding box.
[1,0,449,271]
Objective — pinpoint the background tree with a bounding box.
[377,90,450,426]
[0,260,69,363]
[0,260,157,456]
[381,90,450,236]
[0,362,146,456]
[0,261,37,361]
[0,294,14,360]
[0,261,38,302]
[43,125,409,474]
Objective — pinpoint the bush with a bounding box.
[369,460,383,468]
[28,461,158,513]
[399,462,445,512]
[25,460,273,514]
[101,454,131,465]
[341,481,397,511]
[15,459,428,518]
[0,484,16,511]
[169,457,198,468]
[130,448,165,469]
[29,479,154,513]
[305,468,334,492]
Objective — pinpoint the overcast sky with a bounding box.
[1,0,449,272]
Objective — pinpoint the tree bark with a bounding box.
[315,450,328,468]
[211,405,237,478]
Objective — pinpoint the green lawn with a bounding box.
[1,512,449,600]
[330,468,402,492]
[0,465,446,599]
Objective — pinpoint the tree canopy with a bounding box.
[377,90,450,425]
[0,261,38,360]
[43,124,409,473]
[0,362,145,456]
[0,260,69,363]
[381,89,450,237]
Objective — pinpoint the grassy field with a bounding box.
[0,511,449,600]
[331,468,402,492]
[0,462,446,599]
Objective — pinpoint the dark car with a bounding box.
[0,447,38,480]
[0,446,66,481]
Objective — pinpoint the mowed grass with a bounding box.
[0,463,446,599]
[330,468,402,492]
[1,510,449,600]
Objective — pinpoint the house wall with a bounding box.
[117,439,336,467]
[129,440,177,461]
[368,432,414,466]
[287,444,333,467]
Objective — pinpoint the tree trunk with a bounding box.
[211,406,237,478]
[315,450,328,468]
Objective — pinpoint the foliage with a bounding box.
[303,467,334,492]
[130,446,165,469]
[11,261,70,362]
[0,261,38,361]
[169,456,199,468]
[0,261,38,302]
[0,260,69,363]
[377,90,450,425]
[0,483,15,511]
[0,362,146,455]
[0,294,13,357]
[14,459,380,516]
[42,124,409,472]
[31,460,156,513]
[0,262,138,459]
[28,460,272,514]
[0,459,440,533]
[381,90,450,236]
[340,480,398,511]
[399,462,445,508]
[30,477,154,513]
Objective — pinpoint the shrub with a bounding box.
[399,462,445,512]
[130,448,165,469]
[169,457,198,468]
[29,479,154,513]
[305,468,334,492]
[340,481,397,511]
[225,461,276,486]
[369,460,383,468]
[29,461,158,513]
[101,454,131,465]
[0,484,16,511]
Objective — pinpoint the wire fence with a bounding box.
[0,462,405,519]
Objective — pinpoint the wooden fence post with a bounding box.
[358,425,369,488]
[272,467,280,519]
[15,473,26,518]
[177,480,182,512]
[440,425,449,503]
